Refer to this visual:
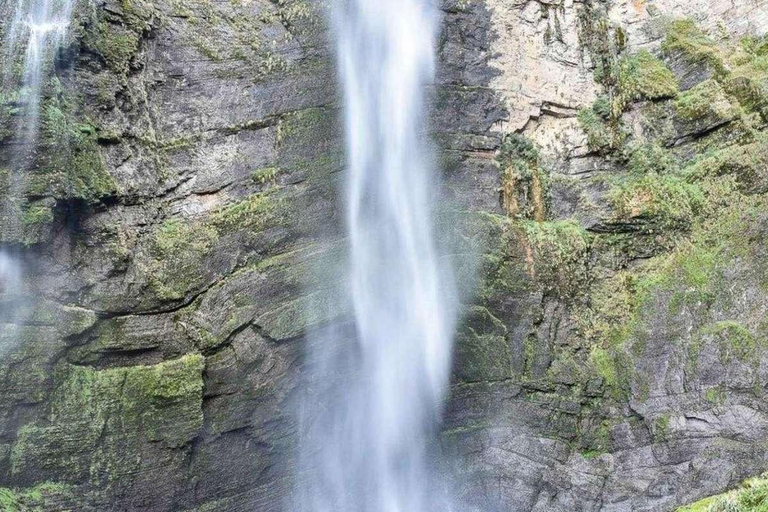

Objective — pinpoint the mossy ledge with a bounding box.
[678,472,768,511]
[9,355,205,485]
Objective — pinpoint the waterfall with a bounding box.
[0,0,75,344]
[0,248,22,356]
[299,0,457,511]
[3,0,75,141]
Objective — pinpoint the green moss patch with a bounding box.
[610,173,704,230]
[676,79,740,124]
[626,143,680,176]
[521,220,591,301]
[498,134,548,220]
[614,50,679,113]
[147,192,282,301]
[578,49,678,150]
[0,482,74,512]
[726,54,768,120]
[662,19,726,75]
[20,202,54,246]
[578,102,617,152]
[678,472,768,511]
[30,81,116,203]
[685,135,768,193]
[699,321,763,367]
[10,355,204,482]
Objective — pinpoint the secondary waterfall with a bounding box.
[299,0,457,511]
[3,0,75,140]
[0,0,75,341]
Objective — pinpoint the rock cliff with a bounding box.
[0,0,767,510]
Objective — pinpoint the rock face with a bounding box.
[0,0,767,511]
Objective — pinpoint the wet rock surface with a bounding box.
[0,0,767,511]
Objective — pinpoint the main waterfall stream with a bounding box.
[299,0,458,510]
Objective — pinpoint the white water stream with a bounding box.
[299,0,457,510]
[3,0,74,138]
[0,0,75,343]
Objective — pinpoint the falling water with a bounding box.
[299,0,457,511]
[3,0,75,140]
[0,0,75,346]
[0,248,23,356]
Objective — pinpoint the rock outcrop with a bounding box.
[0,0,767,511]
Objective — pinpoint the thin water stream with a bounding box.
[0,0,75,343]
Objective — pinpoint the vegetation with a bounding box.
[521,220,590,301]
[0,483,73,512]
[610,173,705,229]
[10,355,205,482]
[147,192,282,301]
[676,80,739,122]
[662,19,727,74]
[30,79,116,203]
[21,202,55,246]
[578,102,617,152]
[678,473,768,511]
[612,50,679,114]
[498,134,547,220]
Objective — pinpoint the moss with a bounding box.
[277,107,331,147]
[94,22,140,75]
[169,0,317,80]
[209,193,279,233]
[148,218,218,301]
[583,420,613,456]
[653,414,671,442]
[626,143,679,176]
[633,199,758,324]
[20,202,54,246]
[590,346,618,388]
[610,173,705,230]
[726,53,768,120]
[499,133,539,166]
[574,191,763,405]
[685,136,768,193]
[613,50,679,114]
[119,0,157,30]
[10,355,204,481]
[0,482,74,512]
[133,354,205,399]
[704,386,726,406]
[252,167,279,185]
[147,192,281,301]
[678,472,768,511]
[677,496,719,512]
[578,99,619,152]
[662,19,726,75]
[701,321,761,365]
[676,79,740,123]
[153,218,217,257]
[30,83,116,203]
[578,271,637,348]
[576,1,620,83]
[498,134,547,220]
[628,201,759,321]
[521,220,590,301]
